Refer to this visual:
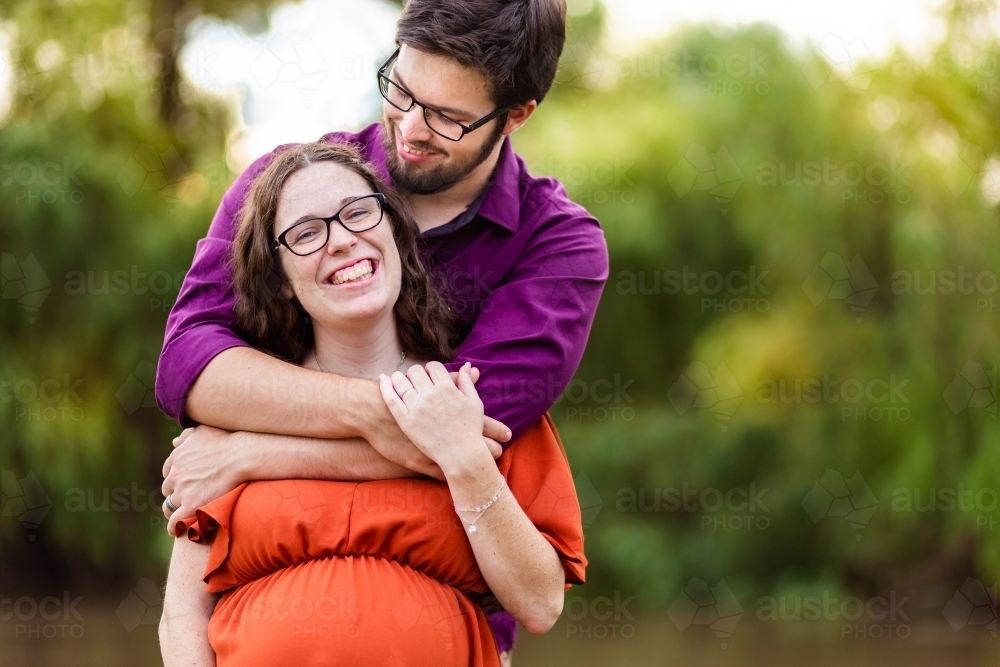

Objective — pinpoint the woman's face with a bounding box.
[274,161,402,329]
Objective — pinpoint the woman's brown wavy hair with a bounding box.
[230,141,457,364]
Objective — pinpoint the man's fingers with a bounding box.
[172,428,194,448]
[483,416,512,443]
[162,451,174,480]
[483,437,503,459]
[455,363,477,398]
[161,478,174,500]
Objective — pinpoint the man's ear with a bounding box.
[502,100,538,136]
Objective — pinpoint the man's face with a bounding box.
[381,45,505,195]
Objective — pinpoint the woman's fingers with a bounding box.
[389,371,418,407]
[425,361,454,387]
[379,374,409,418]
[405,364,434,390]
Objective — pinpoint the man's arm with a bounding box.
[160,425,422,535]
[445,202,609,441]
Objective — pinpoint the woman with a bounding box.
[158,142,585,667]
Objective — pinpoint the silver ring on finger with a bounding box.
[165,494,179,512]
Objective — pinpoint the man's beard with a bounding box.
[381,116,504,195]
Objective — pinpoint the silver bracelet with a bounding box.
[454,478,506,534]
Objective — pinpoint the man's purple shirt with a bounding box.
[155,123,607,652]
[156,122,609,440]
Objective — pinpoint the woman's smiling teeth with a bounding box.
[328,259,374,285]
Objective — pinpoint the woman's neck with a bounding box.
[309,314,405,380]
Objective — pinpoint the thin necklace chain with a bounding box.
[315,350,406,376]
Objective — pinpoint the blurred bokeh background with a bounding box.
[1,0,998,664]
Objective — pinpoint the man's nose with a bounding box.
[397,105,434,144]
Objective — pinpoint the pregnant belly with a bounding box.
[207,555,492,667]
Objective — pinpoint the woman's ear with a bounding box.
[280,282,294,299]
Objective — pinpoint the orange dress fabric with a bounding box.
[179,414,586,667]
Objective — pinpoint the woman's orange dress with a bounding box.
[179,414,586,667]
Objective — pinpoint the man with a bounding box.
[157,0,608,658]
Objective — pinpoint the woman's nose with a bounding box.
[325,222,358,254]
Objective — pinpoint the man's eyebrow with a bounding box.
[287,195,362,227]
[394,72,472,118]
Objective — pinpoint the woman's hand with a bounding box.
[162,425,245,536]
[378,362,496,475]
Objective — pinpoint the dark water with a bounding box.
[1,606,995,666]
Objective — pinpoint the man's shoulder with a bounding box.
[513,154,602,234]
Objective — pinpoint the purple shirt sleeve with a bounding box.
[444,203,609,441]
[155,163,259,425]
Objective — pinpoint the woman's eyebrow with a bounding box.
[394,72,471,118]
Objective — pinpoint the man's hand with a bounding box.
[162,426,245,537]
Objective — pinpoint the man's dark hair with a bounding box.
[395,0,567,109]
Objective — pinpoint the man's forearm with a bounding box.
[234,432,417,482]
[187,347,392,439]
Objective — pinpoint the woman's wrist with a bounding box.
[437,438,496,482]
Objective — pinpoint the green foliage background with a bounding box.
[1,0,998,613]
